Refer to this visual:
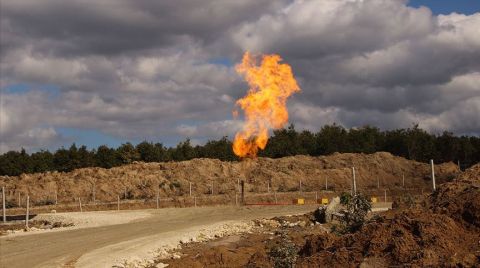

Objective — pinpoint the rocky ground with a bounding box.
[157,164,480,267]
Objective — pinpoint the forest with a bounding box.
[1,124,479,176]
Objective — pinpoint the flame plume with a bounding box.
[233,52,300,158]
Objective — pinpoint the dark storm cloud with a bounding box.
[0,0,284,57]
[0,0,479,152]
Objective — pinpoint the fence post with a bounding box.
[2,186,6,223]
[402,173,405,188]
[156,190,159,209]
[241,180,245,205]
[79,197,83,212]
[274,191,277,204]
[194,196,197,207]
[18,192,21,207]
[431,159,436,191]
[55,189,58,205]
[384,189,387,202]
[92,181,96,205]
[352,167,357,195]
[315,191,318,203]
[25,195,30,229]
[117,195,120,211]
[189,182,192,197]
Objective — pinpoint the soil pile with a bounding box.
[299,164,480,267]
[0,152,459,204]
[428,163,480,228]
[300,209,479,267]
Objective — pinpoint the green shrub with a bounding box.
[340,193,372,232]
[269,234,298,268]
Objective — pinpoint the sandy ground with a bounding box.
[3,210,152,237]
[0,205,318,268]
[77,220,255,268]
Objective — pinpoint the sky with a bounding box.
[0,0,479,152]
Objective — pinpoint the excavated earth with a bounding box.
[0,152,459,205]
[159,164,480,267]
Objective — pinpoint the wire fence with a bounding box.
[1,183,431,221]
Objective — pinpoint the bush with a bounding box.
[340,193,372,232]
[340,192,352,205]
[269,233,298,268]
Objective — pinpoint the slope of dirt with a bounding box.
[0,152,459,204]
[300,209,479,267]
[428,163,480,228]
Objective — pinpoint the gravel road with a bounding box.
[0,205,317,268]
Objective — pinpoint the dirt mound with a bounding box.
[300,209,480,267]
[299,165,480,267]
[0,152,460,205]
[457,163,480,182]
[428,163,480,228]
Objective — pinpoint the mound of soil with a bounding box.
[428,163,480,228]
[0,152,459,205]
[300,209,479,267]
[300,164,480,267]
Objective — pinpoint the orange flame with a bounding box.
[233,52,300,158]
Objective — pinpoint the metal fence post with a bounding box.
[2,187,6,223]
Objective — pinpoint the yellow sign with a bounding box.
[293,198,305,205]
[321,198,329,205]
[371,197,378,203]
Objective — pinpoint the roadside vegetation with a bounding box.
[1,124,479,176]
[338,192,372,233]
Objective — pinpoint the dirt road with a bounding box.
[0,205,317,268]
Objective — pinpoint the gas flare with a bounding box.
[233,52,300,158]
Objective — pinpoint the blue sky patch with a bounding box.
[55,127,128,150]
[408,0,480,15]
[4,83,61,98]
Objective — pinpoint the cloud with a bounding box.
[0,0,479,152]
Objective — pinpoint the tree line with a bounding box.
[1,124,479,176]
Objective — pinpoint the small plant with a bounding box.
[340,193,372,232]
[269,233,298,268]
[340,192,352,205]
